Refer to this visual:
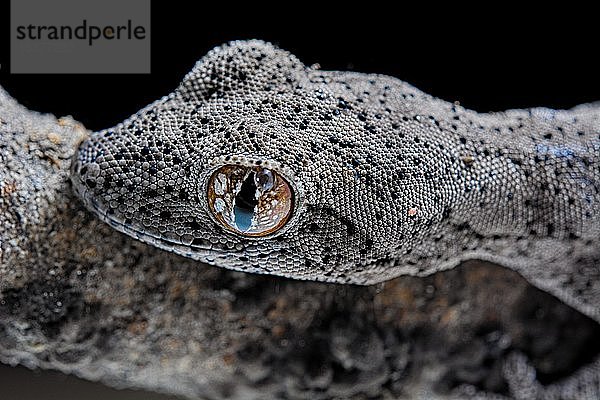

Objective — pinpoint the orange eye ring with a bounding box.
[207,165,294,237]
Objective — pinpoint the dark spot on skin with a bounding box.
[441,207,452,220]
[338,216,356,236]
[568,232,579,240]
[191,238,207,246]
[307,223,319,232]
[102,176,112,189]
[160,210,172,219]
[455,222,470,231]
[187,220,202,230]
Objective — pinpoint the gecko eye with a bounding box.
[207,165,294,237]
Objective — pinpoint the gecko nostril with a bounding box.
[207,165,294,237]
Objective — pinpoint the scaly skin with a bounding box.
[71,40,600,324]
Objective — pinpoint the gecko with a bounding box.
[71,40,600,327]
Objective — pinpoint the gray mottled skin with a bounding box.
[71,40,600,325]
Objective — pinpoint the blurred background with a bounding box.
[0,2,598,399]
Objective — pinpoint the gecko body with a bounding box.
[71,40,600,322]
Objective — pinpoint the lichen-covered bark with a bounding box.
[0,86,599,399]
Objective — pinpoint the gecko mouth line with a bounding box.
[80,189,216,253]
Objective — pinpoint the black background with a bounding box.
[0,4,599,131]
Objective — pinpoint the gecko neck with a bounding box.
[451,106,599,242]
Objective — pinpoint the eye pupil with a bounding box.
[234,172,259,232]
[236,172,259,211]
[207,165,294,237]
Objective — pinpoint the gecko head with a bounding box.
[72,40,445,284]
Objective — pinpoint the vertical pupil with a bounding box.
[234,172,258,231]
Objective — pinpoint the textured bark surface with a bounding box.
[0,86,599,399]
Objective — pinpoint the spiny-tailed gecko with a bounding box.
[71,40,599,327]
